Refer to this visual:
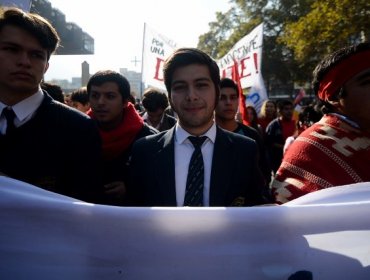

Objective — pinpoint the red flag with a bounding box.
[232,61,248,125]
[293,88,306,106]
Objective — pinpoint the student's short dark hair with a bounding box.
[163,48,220,101]
[220,78,239,95]
[70,87,89,105]
[0,7,60,59]
[142,88,169,112]
[41,82,64,103]
[299,104,323,125]
[277,99,293,112]
[87,70,131,101]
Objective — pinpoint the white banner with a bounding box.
[245,73,268,113]
[141,23,178,92]
[1,176,370,279]
[218,23,268,113]
[0,0,31,11]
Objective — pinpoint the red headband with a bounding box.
[318,50,370,101]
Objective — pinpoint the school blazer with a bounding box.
[128,126,265,206]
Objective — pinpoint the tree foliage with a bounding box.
[197,0,370,96]
[280,0,370,71]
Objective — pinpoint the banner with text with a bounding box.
[1,176,370,279]
[141,23,178,93]
[217,23,267,114]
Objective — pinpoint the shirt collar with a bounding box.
[175,122,217,145]
[0,88,44,121]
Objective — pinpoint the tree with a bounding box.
[197,0,314,97]
[280,0,370,72]
[198,0,370,94]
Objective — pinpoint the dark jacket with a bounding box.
[142,113,177,132]
[102,123,158,184]
[233,122,273,201]
[101,123,158,205]
[265,118,285,173]
[128,126,265,206]
[156,113,177,132]
[0,93,103,203]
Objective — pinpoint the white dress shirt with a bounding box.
[174,122,217,206]
[0,89,44,135]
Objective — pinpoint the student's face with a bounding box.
[89,81,127,129]
[0,25,49,100]
[265,102,276,116]
[71,101,90,113]
[280,105,293,120]
[341,68,370,131]
[215,87,238,121]
[246,107,255,122]
[147,108,164,124]
[169,64,216,135]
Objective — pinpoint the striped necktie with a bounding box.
[3,107,16,135]
[184,136,207,206]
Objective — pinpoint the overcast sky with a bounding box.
[44,0,230,81]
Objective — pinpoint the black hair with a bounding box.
[70,87,89,105]
[0,7,60,59]
[163,47,220,102]
[277,99,293,112]
[87,70,131,101]
[220,78,239,95]
[142,88,169,112]
[41,82,64,103]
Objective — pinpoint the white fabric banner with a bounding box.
[245,73,268,114]
[141,23,178,92]
[0,0,32,11]
[1,176,370,279]
[217,23,268,113]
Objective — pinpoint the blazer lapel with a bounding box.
[154,128,177,205]
[209,127,234,206]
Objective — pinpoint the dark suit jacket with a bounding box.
[128,125,265,206]
[101,123,158,206]
[142,113,177,132]
[234,122,273,201]
[0,93,103,203]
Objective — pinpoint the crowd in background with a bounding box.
[1,7,369,208]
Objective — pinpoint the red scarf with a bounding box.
[87,103,144,160]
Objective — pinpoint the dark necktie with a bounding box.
[184,136,207,206]
[3,107,16,135]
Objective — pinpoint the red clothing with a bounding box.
[258,117,274,134]
[87,103,144,160]
[281,119,296,142]
[272,114,370,203]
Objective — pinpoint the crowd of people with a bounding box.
[1,7,369,207]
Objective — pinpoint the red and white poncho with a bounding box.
[272,114,370,204]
